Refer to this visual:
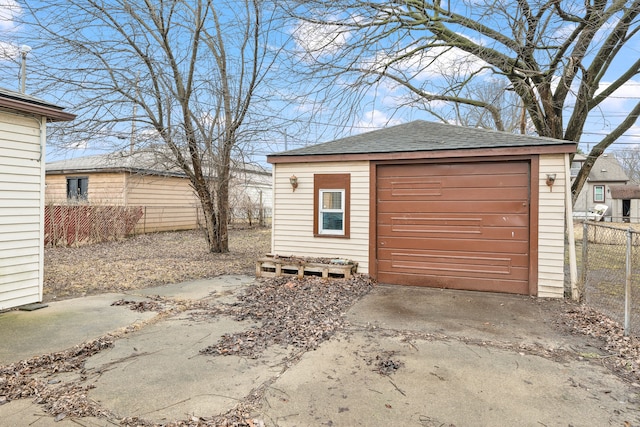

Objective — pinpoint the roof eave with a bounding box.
[0,96,75,122]
[45,167,188,178]
[268,143,576,164]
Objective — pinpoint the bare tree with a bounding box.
[614,147,640,184]
[21,0,278,252]
[285,0,640,204]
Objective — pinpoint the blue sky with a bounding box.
[0,0,639,161]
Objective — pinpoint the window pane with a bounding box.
[594,186,604,202]
[322,191,342,209]
[322,212,343,230]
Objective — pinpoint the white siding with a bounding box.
[272,162,370,273]
[0,111,44,310]
[538,153,568,298]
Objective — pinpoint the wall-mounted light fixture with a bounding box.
[546,173,556,191]
[289,174,298,192]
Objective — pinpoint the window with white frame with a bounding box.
[593,185,605,203]
[313,173,350,238]
[319,189,345,235]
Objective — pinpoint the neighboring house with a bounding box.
[267,120,576,298]
[571,154,630,221]
[45,151,272,233]
[609,185,640,223]
[0,88,75,310]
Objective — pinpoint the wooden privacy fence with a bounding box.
[45,205,143,246]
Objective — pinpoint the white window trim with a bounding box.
[594,185,605,203]
[318,189,345,235]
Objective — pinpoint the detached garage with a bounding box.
[267,120,576,298]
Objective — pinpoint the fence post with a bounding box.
[581,222,588,294]
[625,228,632,336]
[259,190,264,227]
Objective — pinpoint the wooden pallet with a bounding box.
[256,256,358,279]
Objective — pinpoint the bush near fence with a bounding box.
[45,205,144,247]
[578,221,640,336]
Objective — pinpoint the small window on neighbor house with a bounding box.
[67,177,88,201]
[593,185,605,203]
[314,174,350,238]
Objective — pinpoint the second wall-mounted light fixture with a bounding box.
[289,174,298,192]
[546,173,556,191]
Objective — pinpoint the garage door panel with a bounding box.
[376,213,530,228]
[377,271,530,294]
[377,186,529,202]
[377,162,528,178]
[377,200,529,214]
[378,174,529,195]
[376,161,531,294]
[377,260,529,281]
[377,223,530,240]
[378,239,529,266]
[378,248,529,268]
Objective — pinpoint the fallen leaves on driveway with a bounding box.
[0,337,114,418]
[201,275,376,358]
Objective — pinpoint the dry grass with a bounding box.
[43,227,271,302]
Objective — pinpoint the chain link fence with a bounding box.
[578,222,640,336]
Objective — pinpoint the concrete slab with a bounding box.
[1,278,639,427]
[346,285,584,350]
[82,315,286,423]
[262,331,640,426]
[0,293,155,365]
[0,399,107,426]
[129,274,254,303]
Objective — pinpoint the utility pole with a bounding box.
[131,73,139,154]
[19,45,31,94]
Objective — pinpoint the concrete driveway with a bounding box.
[0,276,638,426]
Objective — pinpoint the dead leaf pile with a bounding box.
[111,296,166,312]
[270,254,354,265]
[200,275,375,358]
[120,406,262,427]
[0,337,114,416]
[563,305,640,382]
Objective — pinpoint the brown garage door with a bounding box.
[376,161,530,294]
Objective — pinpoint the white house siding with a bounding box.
[272,161,370,273]
[537,153,569,298]
[0,111,44,310]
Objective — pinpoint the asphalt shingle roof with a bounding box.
[586,156,629,182]
[46,151,271,177]
[270,120,574,158]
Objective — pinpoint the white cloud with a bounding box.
[0,41,18,60]
[595,79,640,112]
[292,19,350,63]
[0,0,21,61]
[354,109,404,131]
[359,40,491,85]
[0,0,21,31]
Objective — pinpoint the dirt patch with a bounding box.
[44,227,271,302]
